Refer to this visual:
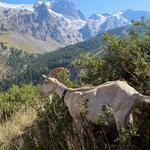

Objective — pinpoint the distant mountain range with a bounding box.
[0,0,150,53]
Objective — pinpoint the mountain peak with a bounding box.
[89,14,106,20]
[45,0,85,19]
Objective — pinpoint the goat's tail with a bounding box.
[138,94,150,104]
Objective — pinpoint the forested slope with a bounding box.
[0,25,131,90]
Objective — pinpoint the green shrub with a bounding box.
[0,84,39,122]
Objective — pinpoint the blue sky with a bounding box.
[2,0,150,17]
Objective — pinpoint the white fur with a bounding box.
[40,79,150,131]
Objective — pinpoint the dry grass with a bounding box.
[0,104,39,149]
[0,32,63,53]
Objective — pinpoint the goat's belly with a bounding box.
[86,100,105,124]
[86,111,115,125]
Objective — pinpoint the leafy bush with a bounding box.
[8,95,119,150]
[0,84,39,122]
[74,26,150,93]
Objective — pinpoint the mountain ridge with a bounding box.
[0,1,150,53]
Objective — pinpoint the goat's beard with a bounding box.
[49,93,54,105]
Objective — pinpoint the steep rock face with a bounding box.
[80,14,107,39]
[0,2,85,45]
[99,12,129,33]
[81,12,129,38]
[49,0,85,19]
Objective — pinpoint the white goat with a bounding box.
[39,67,150,132]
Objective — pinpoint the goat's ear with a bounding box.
[42,74,48,79]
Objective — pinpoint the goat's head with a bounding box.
[39,67,69,98]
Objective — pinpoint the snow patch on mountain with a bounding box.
[89,13,106,20]
[47,8,86,30]
[0,2,33,11]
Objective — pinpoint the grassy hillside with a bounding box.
[0,21,150,149]
[0,32,63,53]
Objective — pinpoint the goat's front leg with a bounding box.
[73,119,83,133]
[125,113,133,125]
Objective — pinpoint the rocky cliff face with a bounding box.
[0,2,86,45]
[49,0,85,19]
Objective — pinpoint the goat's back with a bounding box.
[85,81,139,110]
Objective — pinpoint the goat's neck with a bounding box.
[53,79,68,98]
